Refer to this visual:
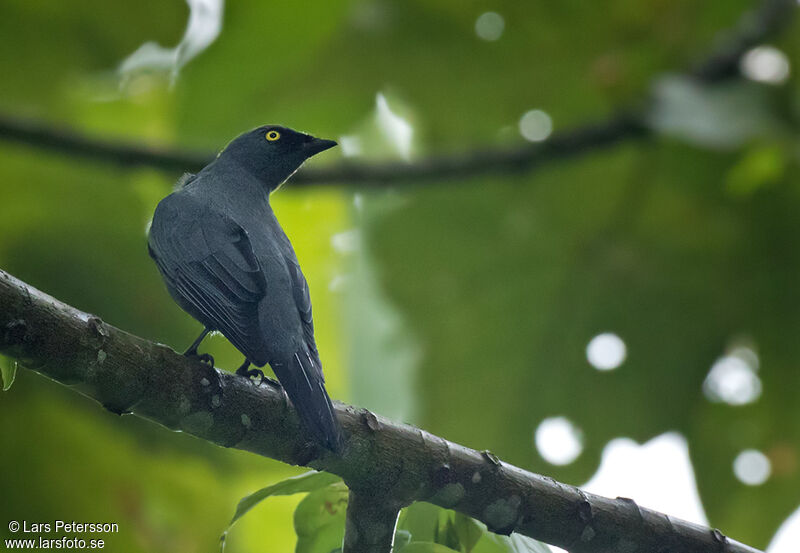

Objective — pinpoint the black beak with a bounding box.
[303,137,338,157]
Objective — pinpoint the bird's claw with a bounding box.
[235,364,255,378]
[245,368,264,383]
[185,351,215,367]
[197,353,215,367]
[260,375,282,389]
[236,366,281,389]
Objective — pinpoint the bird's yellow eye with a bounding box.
[266,130,281,141]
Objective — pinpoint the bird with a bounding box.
[147,125,341,451]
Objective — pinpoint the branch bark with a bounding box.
[0,269,764,553]
[0,0,795,186]
[343,490,401,553]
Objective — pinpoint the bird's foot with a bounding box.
[185,351,215,367]
[235,360,252,378]
[239,367,264,381]
[260,374,282,389]
[235,362,281,388]
[242,368,280,388]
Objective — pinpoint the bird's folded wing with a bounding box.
[286,256,323,380]
[149,199,267,361]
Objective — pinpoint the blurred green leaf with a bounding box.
[452,512,483,553]
[397,503,549,553]
[725,144,787,197]
[0,356,17,391]
[435,515,461,551]
[231,471,341,526]
[395,530,414,550]
[398,502,446,543]
[221,471,341,550]
[294,482,349,553]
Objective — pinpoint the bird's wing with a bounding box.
[276,254,340,449]
[285,256,323,378]
[148,196,267,362]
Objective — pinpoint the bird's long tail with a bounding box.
[272,351,341,451]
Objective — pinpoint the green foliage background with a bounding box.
[1,0,799,551]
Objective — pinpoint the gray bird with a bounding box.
[147,125,341,450]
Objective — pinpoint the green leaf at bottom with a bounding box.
[1,356,18,391]
[220,471,341,550]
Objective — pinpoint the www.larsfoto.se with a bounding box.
[4,536,106,550]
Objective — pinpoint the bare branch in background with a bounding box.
[0,113,645,186]
[0,0,795,186]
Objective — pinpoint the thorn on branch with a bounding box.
[482,450,501,468]
[87,316,109,349]
[712,528,729,548]
[361,409,382,432]
[577,497,593,524]
[573,489,596,546]
[616,496,644,522]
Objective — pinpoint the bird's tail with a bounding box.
[272,351,341,451]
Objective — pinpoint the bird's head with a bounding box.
[219,125,337,190]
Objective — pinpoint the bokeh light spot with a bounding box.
[331,229,361,254]
[703,349,761,405]
[339,135,363,157]
[475,12,505,41]
[518,110,553,142]
[741,45,790,84]
[534,417,583,465]
[586,332,627,371]
[733,449,771,486]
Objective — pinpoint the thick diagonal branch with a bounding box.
[0,0,795,186]
[0,270,762,553]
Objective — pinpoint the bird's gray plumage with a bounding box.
[148,125,340,450]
